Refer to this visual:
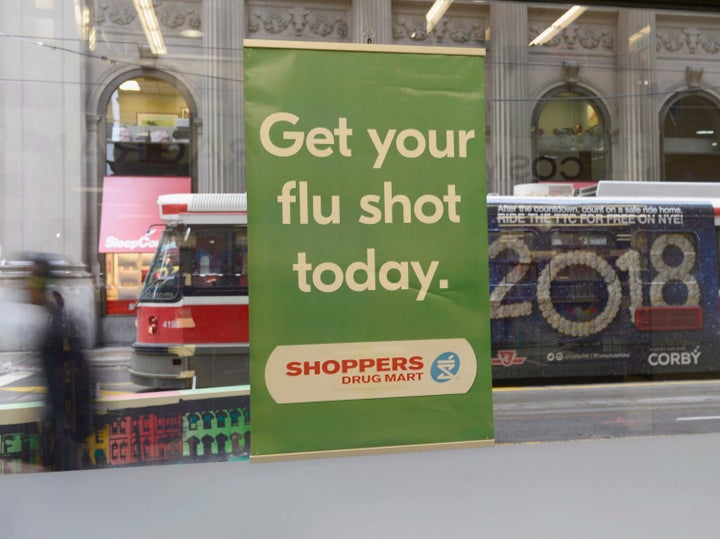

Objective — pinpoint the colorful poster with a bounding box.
[244,41,493,459]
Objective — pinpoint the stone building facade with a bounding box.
[3,0,720,345]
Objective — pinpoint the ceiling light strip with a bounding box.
[133,0,167,55]
[426,0,454,33]
[529,5,587,47]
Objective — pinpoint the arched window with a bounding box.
[100,74,194,318]
[105,76,191,177]
[532,88,610,183]
[661,93,720,181]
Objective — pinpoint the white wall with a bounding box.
[0,0,86,263]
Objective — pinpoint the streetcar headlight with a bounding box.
[148,316,158,335]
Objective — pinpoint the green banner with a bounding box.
[244,41,493,459]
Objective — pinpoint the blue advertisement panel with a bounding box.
[487,197,720,380]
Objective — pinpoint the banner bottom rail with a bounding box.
[250,439,495,463]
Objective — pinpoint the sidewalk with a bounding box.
[83,345,132,367]
[2,432,719,538]
[0,345,131,369]
[3,347,720,537]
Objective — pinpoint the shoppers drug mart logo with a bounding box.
[265,338,477,404]
[431,352,461,382]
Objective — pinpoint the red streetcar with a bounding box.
[130,193,248,388]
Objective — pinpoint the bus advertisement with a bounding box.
[130,194,720,388]
[488,196,720,381]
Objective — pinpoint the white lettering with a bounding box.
[367,129,396,169]
[292,248,441,302]
[358,182,461,225]
[104,235,159,251]
[259,113,352,158]
[366,128,475,169]
[648,351,701,366]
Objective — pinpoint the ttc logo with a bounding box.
[431,352,460,382]
[491,350,526,367]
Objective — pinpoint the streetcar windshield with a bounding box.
[141,230,182,301]
[139,224,248,302]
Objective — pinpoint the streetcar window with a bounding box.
[551,231,612,249]
[184,225,248,296]
[140,230,182,302]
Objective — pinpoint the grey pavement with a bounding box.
[1,432,719,538]
[82,345,132,367]
[0,345,131,369]
[3,347,720,537]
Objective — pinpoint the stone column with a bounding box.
[199,0,245,193]
[352,0,392,44]
[617,10,659,181]
[86,114,101,271]
[486,3,531,195]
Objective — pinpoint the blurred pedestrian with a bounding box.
[27,257,94,471]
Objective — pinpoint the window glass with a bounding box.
[533,90,609,182]
[551,231,613,248]
[7,0,720,477]
[140,230,182,301]
[105,77,191,177]
[187,226,248,295]
[662,94,720,181]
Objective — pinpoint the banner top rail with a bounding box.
[527,0,720,10]
[243,39,486,57]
